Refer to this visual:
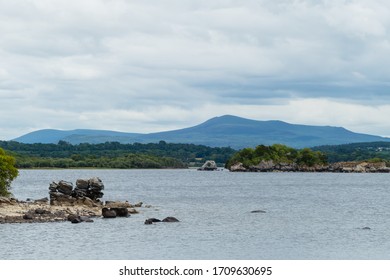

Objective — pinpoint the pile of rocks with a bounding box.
[49,177,104,206]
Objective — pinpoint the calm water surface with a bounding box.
[1,169,390,260]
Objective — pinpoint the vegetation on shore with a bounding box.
[312,141,390,163]
[225,144,328,169]
[0,140,235,169]
[0,148,19,197]
[2,139,390,171]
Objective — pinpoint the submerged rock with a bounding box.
[250,210,267,213]
[162,217,180,223]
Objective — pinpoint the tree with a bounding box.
[0,148,19,197]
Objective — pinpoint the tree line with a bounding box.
[225,144,328,169]
[0,140,236,169]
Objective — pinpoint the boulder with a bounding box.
[57,180,73,195]
[110,207,130,217]
[162,217,180,222]
[198,160,218,171]
[102,207,117,218]
[229,162,247,172]
[76,179,90,189]
[144,218,161,224]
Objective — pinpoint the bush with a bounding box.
[0,148,19,197]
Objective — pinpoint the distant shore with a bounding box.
[229,160,390,173]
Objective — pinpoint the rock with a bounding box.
[251,210,266,213]
[49,182,58,192]
[76,179,90,189]
[250,160,275,172]
[89,177,104,190]
[134,202,143,208]
[110,207,129,217]
[102,207,117,218]
[23,214,34,220]
[162,217,180,222]
[198,160,218,171]
[144,218,162,224]
[50,177,106,205]
[229,162,247,172]
[34,197,49,204]
[57,180,73,195]
[67,214,79,221]
[71,217,82,223]
[362,227,371,230]
[128,208,139,214]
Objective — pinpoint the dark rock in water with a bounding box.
[71,217,82,223]
[102,207,117,218]
[69,214,94,223]
[362,227,371,230]
[144,218,161,224]
[110,207,130,217]
[162,217,180,222]
[251,210,266,213]
[67,214,79,221]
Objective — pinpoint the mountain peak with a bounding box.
[12,115,390,148]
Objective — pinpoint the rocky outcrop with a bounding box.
[49,177,104,206]
[198,160,218,171]
[229,162,247,172]
[229,161,390,173]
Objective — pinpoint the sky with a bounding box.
[1,0,390,140]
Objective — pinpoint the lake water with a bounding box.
[1,169,390,260]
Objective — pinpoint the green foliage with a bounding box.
[0,148,19,197]
[0,140,236,169]
[226,144,327,168]
[313,141,390,163]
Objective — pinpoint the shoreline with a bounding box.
[0,197,141,224]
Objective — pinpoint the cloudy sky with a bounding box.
[1,0,390,140]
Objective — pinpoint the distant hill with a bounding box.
[12,115,390,149]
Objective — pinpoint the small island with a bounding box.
[225,144,390,173]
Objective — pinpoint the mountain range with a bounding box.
[12,115,390,149]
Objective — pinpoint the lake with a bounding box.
[1,169,390,260]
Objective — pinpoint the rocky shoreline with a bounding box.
[0,177,142,224]
[229,160,390,173]
[0,196,144,224]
